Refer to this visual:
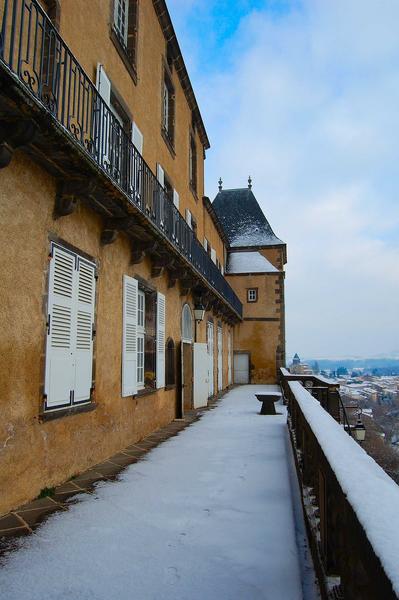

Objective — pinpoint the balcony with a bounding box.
[281,368,399,599]
[0,0,242,321]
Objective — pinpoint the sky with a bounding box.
[167,0,399,360]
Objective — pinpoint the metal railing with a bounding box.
[0,0,242,318]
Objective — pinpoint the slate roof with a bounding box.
[212,188,284,248]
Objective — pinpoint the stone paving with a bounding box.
[0,401,219,555]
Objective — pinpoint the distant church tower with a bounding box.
[293,353,300,366]
[212,179,286,384]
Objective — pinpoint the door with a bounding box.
[234,353,249,384]
[217,326,223,392]
[228,332,232,385]
[193,343,208,408]
[207,321,214,398]
[182,341,193,412]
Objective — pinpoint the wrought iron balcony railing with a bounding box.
[0,0,242,318]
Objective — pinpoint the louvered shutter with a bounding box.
[203,238,208,251]
[211,247,217,264]
[74,258,96,403]
[45,246,76,408]
[122,275,138,396]
[132,122,143,155]
[156,292,166,389]
[185,209,192,229]
[173,189,179,208]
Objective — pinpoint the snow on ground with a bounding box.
[0,386,314,600]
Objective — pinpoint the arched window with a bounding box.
[166,338,175,387]
[182,304,193,343]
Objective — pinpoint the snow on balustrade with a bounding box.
[289,380,399,596]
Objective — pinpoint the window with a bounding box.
[163,172,174,204]
[182,304,193,343]
[112,0,139,76]
[162,68,175,147]
[189,133,197,193]
[166,338,176,387]
[44,243,96,410]
[37,0,60,28]
[247,288,258,303]
[122,277,166,396]
[96,64,132,183]
[137,289,145,388]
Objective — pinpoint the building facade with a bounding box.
[0,0,286,515]
[213,183,287,384]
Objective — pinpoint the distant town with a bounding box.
[290,353,399,483]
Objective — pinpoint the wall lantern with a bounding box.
[354,418,366,443]
[194,303,205,322]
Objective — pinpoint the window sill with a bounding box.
[40,402,97,423]
[161,128,176,158]
[165,384,176,391]
[136,387,157,398]
[110,29,137,86]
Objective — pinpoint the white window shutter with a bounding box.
[173,189,179,208]
[96,64,111,168]
[132,122,143,155]
[185,209,192,229]
[157,164,164,188]
[203,238,208,251]
[221,265,224,275]
[156,292,166,389]
[96,64,111,106]
[122,275,138,397]
[44,246,76,408]
[211,247,217,264]
[74,258,96,403]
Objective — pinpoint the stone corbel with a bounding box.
[0,119,37,169]
[54,178,98,218]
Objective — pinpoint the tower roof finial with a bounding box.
[248,176,252,190]
[218,177,223,192]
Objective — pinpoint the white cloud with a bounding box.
[167,0,399,358]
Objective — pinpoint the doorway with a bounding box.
[234,352,250,384]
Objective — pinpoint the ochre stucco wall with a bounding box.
[0,155,232,516]
[226,268,285,384]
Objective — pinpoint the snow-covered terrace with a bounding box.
[0,386,318,600]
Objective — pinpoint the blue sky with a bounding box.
[167,0,399,359]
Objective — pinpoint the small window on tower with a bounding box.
[247,288,258,303]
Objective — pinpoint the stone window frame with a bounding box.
[247,288,258,303]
